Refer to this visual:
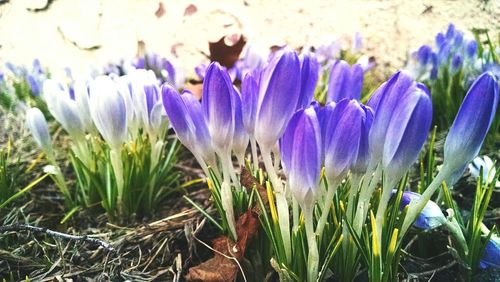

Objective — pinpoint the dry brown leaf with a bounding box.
[186,210,259,282]
[208,35,246,69]
[184,4,197,16]
[240,168,268,211]
[155,2,165,18]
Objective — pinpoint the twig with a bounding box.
[0,224,116,253]
[407,260,457,277]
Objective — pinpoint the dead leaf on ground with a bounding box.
[240,167,268,211]
[184,4,197,16]
[209,35,246,69]
[186,210,259,282]
[155,2,165,18]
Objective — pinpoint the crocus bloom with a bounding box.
[54,95,86,141]
[417,45,432,66]
[480,237,500,269]
[297,53,319,109]
[89,76,128,149]
[446,24,456,40]
[281,106,322,207]
[351,104,374,174]
[241,72,259,137]
[327,60,364,102]
[254,48,301,152]
[73,80,93,132]
[399,191,446,230]
[26,107,53,156]
[443,72,499,176]
[450,54,463,75]
[469,156,499,187]
[202,62,236,154]
[232,87,249,164]
[435,32,446,49]
[368,71,416,166]
[162,85,214,167]
[465,40,478,59]
[323,99,364,182]
[382,84,432,187]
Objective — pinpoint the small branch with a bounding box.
[0,224,116,253]
[407,260,457,277]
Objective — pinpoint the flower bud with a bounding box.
[255,48,301,152]
[26,107,53,156]
[327,60,363,102]
[202,62,236,154]
[443,72,499,176]
[281,107,322,207]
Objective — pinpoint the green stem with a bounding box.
[262,149,291,263]
[402,166,449,235]
[250,137,259,172]
[221,152,237,240]
[315,178,338,238]
[303,204,319,282]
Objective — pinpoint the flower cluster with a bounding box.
[164,43,499,280]
[26,69,179,221]
[0,59,48,111]
[104,52,184,89]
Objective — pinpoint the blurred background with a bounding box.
[0,0,499,78]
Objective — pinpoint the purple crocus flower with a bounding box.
[26,107,53,156]
[323,99,364,182]
[202,62,236,154]
[195,64,207,81]
[480,238,500,269]
[382,84,432,186]
[417,45,433,66]
[254,48,301,152]
[446,24,456,40]
[297,53,319,109]
[437,43,451,64]
[327,60,364,102]
[351,104,374,174]
[368,71,416,166]
[465,40,478,59]
[399,191,446,230]
[450,54,463,75]
[241,72,259,137]
[443,72,499,176]
[435,32,446,49]
[162,85,215,167]
[88,76,128,149]
[280,106,322,207]
[232,87,249,164]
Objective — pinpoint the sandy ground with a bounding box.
[0,0,499,79]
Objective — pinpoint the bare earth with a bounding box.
[0,0,499,79]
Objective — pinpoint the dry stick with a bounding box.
[0,224,116,253]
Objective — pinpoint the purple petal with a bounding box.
[323,99,364,181]
[444,72,499,172]
[383,85,432,185]
[255,48,301,150]
[297,53,319,109]
[202,62,236,152]
[399,191,446,230]
[282,107,322,206]
[241,72,259,136]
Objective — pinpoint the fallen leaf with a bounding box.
[155,2,165,18]
[209,35,246,69]
[240,167,268,211]
[184,4,197,16]
[186,210,259,282]
[170,43,184,57]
